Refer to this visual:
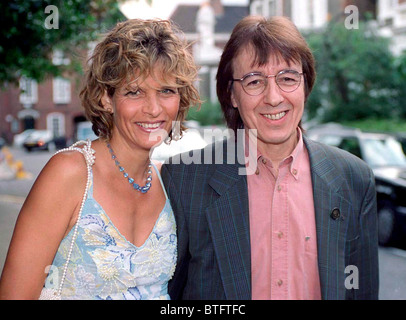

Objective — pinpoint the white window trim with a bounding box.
[47,112,65,137]
[19,77,38,105]
[53,77,71,104]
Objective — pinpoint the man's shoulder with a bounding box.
[305,137,372,174]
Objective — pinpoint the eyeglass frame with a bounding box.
[231,69,304,96]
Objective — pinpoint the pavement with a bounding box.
[0,196,23,274]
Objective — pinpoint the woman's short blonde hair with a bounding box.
[80,19,201,141]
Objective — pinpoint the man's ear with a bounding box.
[101,90,113,113]
[230,90,238,109]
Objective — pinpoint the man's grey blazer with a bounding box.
[161,136,379,300]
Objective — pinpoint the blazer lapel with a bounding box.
[305,137,353,300]
[205,140,251,300]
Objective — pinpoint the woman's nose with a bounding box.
[143,94,163,117]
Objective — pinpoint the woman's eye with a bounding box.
[160,88,177,94]
[125,90,141,97]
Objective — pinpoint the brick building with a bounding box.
[0,50,88,145]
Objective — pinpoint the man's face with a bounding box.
[231,46,305,155]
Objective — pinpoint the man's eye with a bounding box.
[280,77,296,82]
[245,77,265,87]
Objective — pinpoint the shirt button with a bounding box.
[262,158,267,164]
[278,231,283,239]
[255,168,260,175]
[277,279,283,286]
[277,185,282,191]
[292,169,298,175]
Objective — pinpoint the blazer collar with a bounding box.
[208,138,248,195]
[205,138,252,300]
[304,136,350,300]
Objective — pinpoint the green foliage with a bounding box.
[342,118,406,133]
[394,51,406,118]
[305,20,403,123]
[0,0,126,87]
[186,101,225,126]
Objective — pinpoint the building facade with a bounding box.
[377,0,406,55]
[170,1,249,104]
[249,0,377,29]
[0,49,87,145]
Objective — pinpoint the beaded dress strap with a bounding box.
[51,139,95,297]
[53,139,96,167]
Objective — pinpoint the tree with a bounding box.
[0,0,131,87]
[305,19,401,123]
[394,51,406,119]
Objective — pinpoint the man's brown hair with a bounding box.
[216,16,316,133]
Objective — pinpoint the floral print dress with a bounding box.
[43,161,177,300]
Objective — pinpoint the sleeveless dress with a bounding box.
[42,141,177,300]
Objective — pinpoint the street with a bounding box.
[0,147,406,299]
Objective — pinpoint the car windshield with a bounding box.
[362,137,406,167]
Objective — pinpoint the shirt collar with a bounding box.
[245,128,305,180]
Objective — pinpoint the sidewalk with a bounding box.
[0,197,23,275]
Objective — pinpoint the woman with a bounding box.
[0,18,200,300]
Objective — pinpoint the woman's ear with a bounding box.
[101,90,113,114]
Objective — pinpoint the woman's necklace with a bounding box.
[106,143,152,193]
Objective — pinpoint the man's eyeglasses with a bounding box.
[231,69,303,96]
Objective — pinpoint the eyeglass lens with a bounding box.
[241,71,301,95]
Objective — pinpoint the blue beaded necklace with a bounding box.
[107,143,152,193]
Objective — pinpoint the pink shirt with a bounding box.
[246,129,321,300]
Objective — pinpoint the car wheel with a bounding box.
[378,206,396,246]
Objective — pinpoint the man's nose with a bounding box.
[263,76,284,107]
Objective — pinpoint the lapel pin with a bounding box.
[330,208,341,220]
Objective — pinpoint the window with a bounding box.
[52,50,70,65]
[267,0,277,16]
[47,112,65,137]
[53,77,71,104]
[338,138,362,159]
[250,0,279,17]
[19,77,38,105]
[250,0,262,15]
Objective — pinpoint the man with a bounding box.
[162,16,378,300]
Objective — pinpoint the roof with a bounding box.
[170,5,249,34]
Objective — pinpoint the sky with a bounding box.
[119,0,249,19]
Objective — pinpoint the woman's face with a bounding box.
[103,67,181,152]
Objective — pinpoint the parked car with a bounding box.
[394,132,406,155]
[75,121,98,142]
[306,123,406,246]
[13,129,36,148]
[23,130,66,152]
[0,137,5,149]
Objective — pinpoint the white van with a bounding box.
[76,121,98,141]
